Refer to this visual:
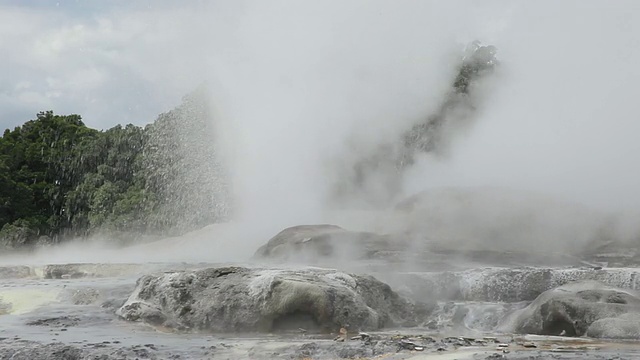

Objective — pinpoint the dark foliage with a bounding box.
[0,88,227,248]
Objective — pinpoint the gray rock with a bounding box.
[70,288,101,305]
[382,267,640,303]
[586,313,640,339]
[252,223,609,273]
[117,266,431,333]
[0,342,84,360]
[0,340,181,360]
[42,264,87,279]
[253,224,406,264]
[41,263,164,279]
[0,265,32,279]
[500,281,640,338]
[26,316,81,327]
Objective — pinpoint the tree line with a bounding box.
[0,86,229,249]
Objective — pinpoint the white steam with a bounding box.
[3,1,640,264]
[207,0,510,227]
[204,0,640,254]
[406,1,640,213]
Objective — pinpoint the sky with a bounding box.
[2,0,640,218]
[0,0,216,130]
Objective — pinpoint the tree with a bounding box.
[0,85,230,249]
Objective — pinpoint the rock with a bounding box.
[70,288,100,305]
[41,263,174,280]
[500,281,640,338]
[351,332,371,341]
[381,267,640,303]
[586,313,640,339]
[42,264,86,279]
[252,221,629,273]
[252,224,407,264]
[2,343,84,360]
[117,266,430,333]
[26,316,81,327]
[0,266,31,279]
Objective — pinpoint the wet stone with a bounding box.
[26,316,81,327]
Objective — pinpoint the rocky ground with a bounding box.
[3,220,640,359]
[2,330,640,359]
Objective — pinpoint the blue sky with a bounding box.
[0,0,215,131]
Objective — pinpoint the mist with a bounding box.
[405,1,640,213]
[200,1,640,258]
[207,0,506,226]
[3,0,640,264]
[204,0,640,251]
[6,4,640,355]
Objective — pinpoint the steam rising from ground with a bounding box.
[207,0,640,251]
[208,0,506,226]
[4,1,640,264]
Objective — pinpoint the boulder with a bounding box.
[252,225,405,264]
[586,313,640,339]
[500,281,640,339]
[117,266,430,333]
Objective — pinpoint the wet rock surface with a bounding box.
[253,224,407,264]
[70,288,101,305]
[0,265,31,279]
[0,340,186,360]
[4,261,640,359]
[2,334,640,360]
[501,281,640,339]
[0,342,85,360]
[381,267,640,303]
[43,264,88,279]
[252,223,623,272]
[26,316,81,327]
[42,263,166,279]
[586,313,640,339]
[117,266,431,333]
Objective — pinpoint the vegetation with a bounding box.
[0,87,228,249]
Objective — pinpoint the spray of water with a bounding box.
[204,0,640,259]
[4,0,640,265]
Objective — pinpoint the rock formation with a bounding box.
[117,266,430,333]
[252,224,405,264]
[500,281,640,339]
[383,267,640,303]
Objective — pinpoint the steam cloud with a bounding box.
[4,0,640,264]
[204,0,640,253]
[208,1,506,226]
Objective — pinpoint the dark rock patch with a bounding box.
[26,316,81,328]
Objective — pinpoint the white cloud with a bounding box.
[0,2,215,130]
